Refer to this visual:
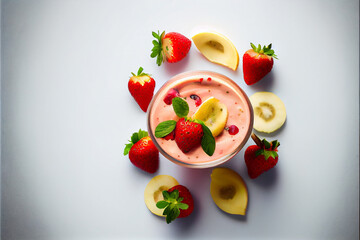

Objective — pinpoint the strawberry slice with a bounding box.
[151,30,191,66]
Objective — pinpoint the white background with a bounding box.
[1,0,359,239]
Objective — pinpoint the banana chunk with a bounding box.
[250,92,286,133]
[192,97,228,137]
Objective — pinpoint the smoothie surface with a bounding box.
[149,73,252,166]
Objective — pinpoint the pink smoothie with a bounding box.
[148,71,253,167]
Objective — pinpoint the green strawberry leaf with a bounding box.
[152,31,159,39]
[137,67,143,75]
[250,42,256,50]
[250,43,278,59]
[271,140,280,149]
[124,129,148,155]
[262,139,271,149]
[131,129,148,143]
[172,97,189,118]
[255,148,278,160]
[155,120,177,138]
[151,30,165,66]
[123,143,133,156]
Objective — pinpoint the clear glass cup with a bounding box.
[147,71,253,168]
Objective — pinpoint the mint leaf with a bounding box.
[162,191,170,200]
[172,97,189,118]
[155,120,176,138]
[170,190,179,200]
[177,203,189,210]
[163,205,171,216]
[193,119,215,156]
[156,201,169,209]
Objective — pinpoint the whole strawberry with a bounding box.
[151,30,191,66]
[244,133,280,178]
[124,129,159,173]
[128,67,155,112]
[156,185,194,223]
[243,43,278,85]
[175,118,204,153]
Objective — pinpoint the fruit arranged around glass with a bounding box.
[128,67,156,112]
[250,92,286,133]
[244,133,280,179]
[210,168,248,215]
[151,30,191,66]
[147,71,253,168]
[123,129,159,173]
[192,32,239,71]
[242,43,277,85]
[144,175,194,224]
[124,29,285,222]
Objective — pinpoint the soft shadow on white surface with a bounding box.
[1,0,359,239]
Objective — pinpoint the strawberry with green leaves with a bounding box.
[244,133,280,178]
[156,185,194,224]
[243,43,278,85]
[155,97,215,156]
[128,67,155,112]
[175,118,203,153]
[124,129,159,173]
[151,30,191,66]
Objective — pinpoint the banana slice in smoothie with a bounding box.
[250,92,286,133]
[192,97,228,137]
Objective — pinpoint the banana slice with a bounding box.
[192,97,228,137]
[192,32,239,71]
[250,92,286,133]
[144,175,179,217]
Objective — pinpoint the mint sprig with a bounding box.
[155,120,177,138]
[156,189,189,224]
[124,129,148,155]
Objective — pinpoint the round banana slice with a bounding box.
[192,97,228,137]
[250,92,286,133]
[144,175,179,217]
